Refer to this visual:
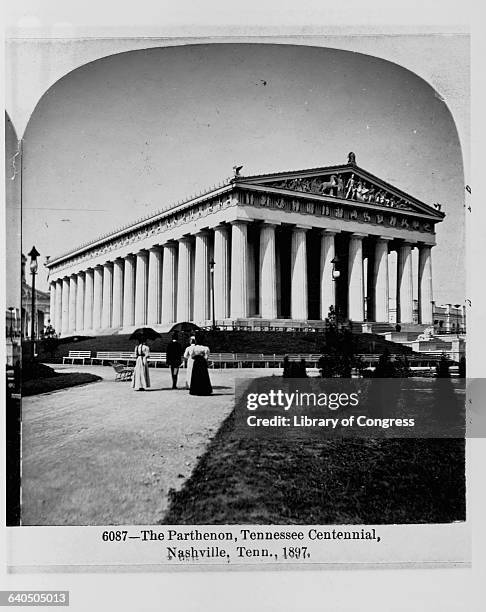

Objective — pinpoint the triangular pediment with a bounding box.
[237,164,444,219]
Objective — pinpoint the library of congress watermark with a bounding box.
[235,378,468,439]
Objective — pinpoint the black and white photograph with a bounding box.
[7,39,467,527]
[2,1,481,610]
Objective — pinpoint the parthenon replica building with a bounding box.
[46,154,444,336]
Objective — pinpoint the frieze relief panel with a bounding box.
[48,195,235,275]
[242,190,434,233]
[47,185,432,277]
[266,172,415,211]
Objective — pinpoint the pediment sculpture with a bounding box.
[266,173,414,211]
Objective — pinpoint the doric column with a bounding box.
[213,224,229,319]
[134,251,148,326]
[177,237,192,321]
[101,262,113,329]
[161,243,177,324]
[122,255,136,327]
[290,226,308,320]
[348,233,365,322]
[147,247,163,325]
[374,238,389,322]
[259,222,278,319]
[61,277,70,335]
[49,282,56,330]
[193,231,210,322]
[68,276,77,333]
[230,220,249,319]
[248,233,257,316]
[55,279,62,335]
[320,230,337,320]
[112,259,124,329]
[397,242,414,323]
[83,269,94,331]
[75,272,85,332]
[418,245,433,324]
[92,265,103,330]
[275,242,282,317]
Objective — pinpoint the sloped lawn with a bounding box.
[22,363,102,397]
[162,386,465,525]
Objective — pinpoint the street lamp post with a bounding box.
[209,258,216,331]
[331,255,340,325]
[28,246,40,361]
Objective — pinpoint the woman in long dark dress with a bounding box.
[189,336,212,396]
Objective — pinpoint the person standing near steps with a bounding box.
[166,332,183,389]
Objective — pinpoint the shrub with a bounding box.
[436,354,451,378]
[458,356,466,378]
[317,324,364,378]
[373,349,410,378]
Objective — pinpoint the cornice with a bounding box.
[46,183,233,268]
[238,163,445,220]
[235,183,441,222]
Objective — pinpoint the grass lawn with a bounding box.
[163,380,465,525]
[22,372,102,396]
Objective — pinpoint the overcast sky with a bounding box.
[21,43,465,304]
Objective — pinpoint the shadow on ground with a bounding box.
[162,380,466,525]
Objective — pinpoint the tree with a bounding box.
[41,323,59,358]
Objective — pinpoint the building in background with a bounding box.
[45,155,445,337]
[5,307,21,367]
[20,254,51,340]
[432,303,466,333]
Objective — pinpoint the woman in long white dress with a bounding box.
[132,339,151,391]
[183,337,196,389]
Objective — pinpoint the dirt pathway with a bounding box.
[21,366,236,525]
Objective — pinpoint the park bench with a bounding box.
[62,350,92,364]
[286,353,321,364]
[111,362,134,381]
[261,354,285,367]
[92,351,168,367]
[92,351,135,365]
[209,353,237,368]
[147,352,167,367]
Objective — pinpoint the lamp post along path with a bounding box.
[209,259,216,330]
[28,246,40,361]
[331,255,340,324]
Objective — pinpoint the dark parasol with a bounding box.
[169,322,202,334]
[129,327,162,341]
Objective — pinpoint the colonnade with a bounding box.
[49,221,434,336]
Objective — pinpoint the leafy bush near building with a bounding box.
[317,324,364,377]
[458,356,466,378]
[373,349,411,378]
[436,354,451,378]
